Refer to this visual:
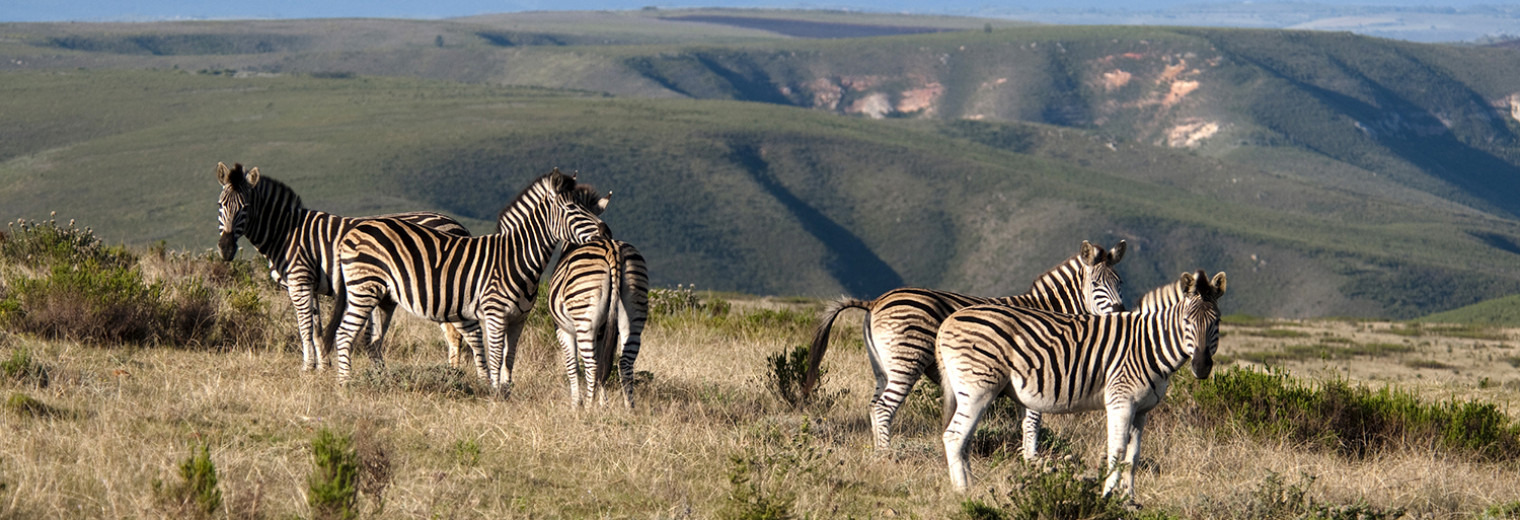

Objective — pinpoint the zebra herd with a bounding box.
[213,161,1225,499]
[214,163,645,406]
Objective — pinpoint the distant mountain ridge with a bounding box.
[1,10,1519,319]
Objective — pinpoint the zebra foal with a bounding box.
[548,221,649,408]
[328,169,606,393]
[937,270,1226,498]
[805,240,1127,450]
[214,162,469,371]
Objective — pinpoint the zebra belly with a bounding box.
[1010,375,1107,414]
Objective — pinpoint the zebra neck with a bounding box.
[247,203,314,277]
[1106,309,1191,376]
[498,222,559,286]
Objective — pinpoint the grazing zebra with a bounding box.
[548,221,650,408]
[937,270,1227,498]
[805,240,1127,450]
[215,162,470,371]
[327,168,607,392]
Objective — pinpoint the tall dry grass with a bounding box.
[1,282,1518,518]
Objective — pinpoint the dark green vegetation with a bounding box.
[308,428,361,520]
[152,443,222,519]
[4,11,1520,318]
[1176,367,1520,461]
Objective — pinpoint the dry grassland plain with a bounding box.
[2,283,1519,519]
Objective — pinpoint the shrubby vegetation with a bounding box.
[0,216,283,350]
[1175,367,1520,461]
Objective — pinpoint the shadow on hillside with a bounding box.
[729,142,903,297]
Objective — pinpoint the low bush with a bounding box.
[1,347,49,388]
[957,456,1134,520]
[1176,367,1520,461]
[765,344,814,408]
[153,443,222,519]
[309,427,361,520]
[0,215,132,270]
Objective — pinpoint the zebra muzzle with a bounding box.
[218,233,239,261]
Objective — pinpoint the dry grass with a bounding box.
[1,302,1518,518]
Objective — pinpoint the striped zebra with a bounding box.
[215,162,470,371]
[548,222,649,408]
[805,240,1127,450]
[327,168,607,392]
[937,270,1227,498]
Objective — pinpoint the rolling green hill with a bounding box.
[2,12,1520,319]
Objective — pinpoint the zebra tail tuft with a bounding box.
[594,242,622,386]
[802,296,872,398]
[322,269,347,357]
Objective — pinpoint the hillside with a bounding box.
[2,13,1520,318]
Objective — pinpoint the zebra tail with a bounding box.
[802,297,872,398]
[321,270,348,357]
[594,241,621,386]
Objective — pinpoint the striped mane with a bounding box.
[1135,277,1187,311]
[494,169,596,233]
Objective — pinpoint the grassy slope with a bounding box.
[1420,295,1520,326]
[2,69,1519,318]
[4,19,1520,317]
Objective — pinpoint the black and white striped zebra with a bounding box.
[805,240,1127,450]
[327,169,607,393]
[548,221,649,408]
[214,162,469,371]
[937,270,1226,498]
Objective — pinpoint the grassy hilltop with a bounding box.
[2,11,1520,318]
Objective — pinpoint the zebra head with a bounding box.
[1178,270,1227,379]
[1078,239,1128,314]
[541,168,608,245]
[215,162,261,262]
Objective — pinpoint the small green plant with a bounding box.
[718,421,824,520]
[308,427,361,520]
[765,344,813,408]
[1,347,49,387]
[154,443,222,518]
[961,456,1132,520]
[5,391,59,418]
[1482,500,1520,519]
[449,438,482,467]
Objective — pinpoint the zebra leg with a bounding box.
[441,322,465,368]
[863,318,894,450]
[483,312,508,394]
[1101,402,1137,498]
[616,302,643,409]
[455,321,488,381]
[286,278,321,371]
[366,299,396,371]
[333,289,380,384]
[555,326,583,407]
[500,318,528,397]
[1118,411,1149,501]
[872,361,923,453]
[942,380,997,492]
[1021,409,1043,460]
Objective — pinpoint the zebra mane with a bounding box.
[1136,277,1187,311]
[247,175,302,209]
[494,169,596,233]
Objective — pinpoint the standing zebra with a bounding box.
[215,162,469,371]
[327,168,606,392]
[937,270,1226,498]
[548,220,649,408]
[805,240,1127,450]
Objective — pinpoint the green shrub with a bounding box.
[718,422,824,520]
[1194,471,1403,520]
[154,443,222,519]
[449,438,482,467]
[308,428,361,520]
[0,215,133,269]
[960,456,1132,520]
[1177,367,1520,461]
[648,284,729,321]
[1483,501,1520,519]
[5,391,61,418]
[1,263,168,344]
[1,347,49,388]
[765,344,814,408]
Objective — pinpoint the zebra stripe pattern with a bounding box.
[937,270,1226,497]
[805,240,1127,450]
[548,227,649,408]
[215,162,469,371]
[329,168,606,393]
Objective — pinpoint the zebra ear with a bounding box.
[216,162,232,185]
[1080,240,1101,265]
[1179,271,1198,294]
[1108,240,1127,265]
[597,190,612,213]
[246,166,260,187]
[1211,272,1228,297]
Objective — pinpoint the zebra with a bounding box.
[215,162,470,371]
[548,220,649,408]
[804,240,1127,450]
[326,168,607,393]
[937,270,1226,498]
